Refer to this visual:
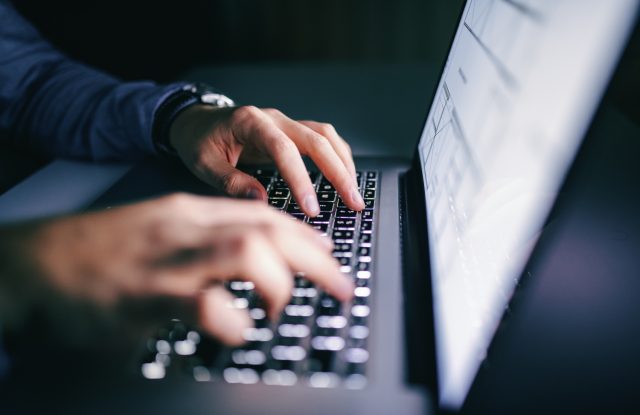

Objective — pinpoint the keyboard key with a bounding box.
[262,369,298,386]
[345,348,369,364]
[311,336,345,351]
[310,223,329,233]
[271,345,306,361]
[317,191,336,203]
[360,221,373,232]
[362,210,373,220]
[272,178,289,189]
[269,199,286,209]
[316,315,347,329]
[332,230,354,241]
[232,349,267,366]
[269,189,290,199]
[356,277,370,287]
[363,189,375,199]
[278,324,310,338]
[356,260,370,271]
[366,171,377,180]
[349,325,370,340]
[308,212,332,223]
[364,199,375,209]
[285,304,314,317]
[243,328,274,342]
[354,287,371,298]
[359,233,372,244]
[294,275,312,288]
[308,371,340,388]
[333,243,353,253]
[291,287,317,298]
[334,218,356,229]
[318,183,334,192]
[336,208,357,218]
[224,367,260,384]
[351,305,370,318]
[337,257,351,266]
[319,202,334,212]
[286,204,303,214]
[365,180,376,190]
[290,213,305,221]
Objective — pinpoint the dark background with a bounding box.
[11,0,464,82]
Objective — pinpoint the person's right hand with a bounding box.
[2,193,353,346]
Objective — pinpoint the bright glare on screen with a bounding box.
[418,0,638,409]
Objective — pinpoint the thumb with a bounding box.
[198,158,267,201]
[198,285,254,346]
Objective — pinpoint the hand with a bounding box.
[0,194,353,346]
[169,105,365,216]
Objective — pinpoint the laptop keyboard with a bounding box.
[141,169,379,389]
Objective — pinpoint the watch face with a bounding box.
[200,92,235,107]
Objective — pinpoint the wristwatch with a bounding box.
[152,83,235,156]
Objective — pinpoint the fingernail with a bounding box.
[303,194,320,216]
[335,275,355,300]
[246,188,262,200]
[351,188,365,209]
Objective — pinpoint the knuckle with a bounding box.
[162,192,192,209]
[271,135,297,154]
[309,133,330,150]
[263,107,282,117]
[232,105,261,122]
[319,122,336,136]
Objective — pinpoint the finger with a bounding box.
[265,111,364,211]
[154,195,333,251]
[191,157,268,201]
[145,225,293,319]
[299,120,357,183]
[232,107,320,216]
[268,226,354,302]
[198,285,253,346]
[232,228,294,319]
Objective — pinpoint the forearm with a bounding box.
[0,1,186,161]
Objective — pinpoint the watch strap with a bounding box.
[152,83,235,156]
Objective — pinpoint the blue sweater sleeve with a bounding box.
[0,1,188,161]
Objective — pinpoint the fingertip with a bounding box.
[245,186,268,202]
[350,189,366,211]
[199,286,254,346]
[331,274,355,302]
[317,233,334,251]
[303,194,320,217]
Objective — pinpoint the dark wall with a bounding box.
[11,0,464,82]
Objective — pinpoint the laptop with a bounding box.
[5,0,639,413]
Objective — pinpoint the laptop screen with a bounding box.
[418,0,638,409]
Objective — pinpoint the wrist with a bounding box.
[152,83,235,157]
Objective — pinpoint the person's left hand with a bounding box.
[169,105,365,217]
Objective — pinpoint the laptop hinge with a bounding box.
[399,157,438,392]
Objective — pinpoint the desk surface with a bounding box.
[0,63,437,224]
